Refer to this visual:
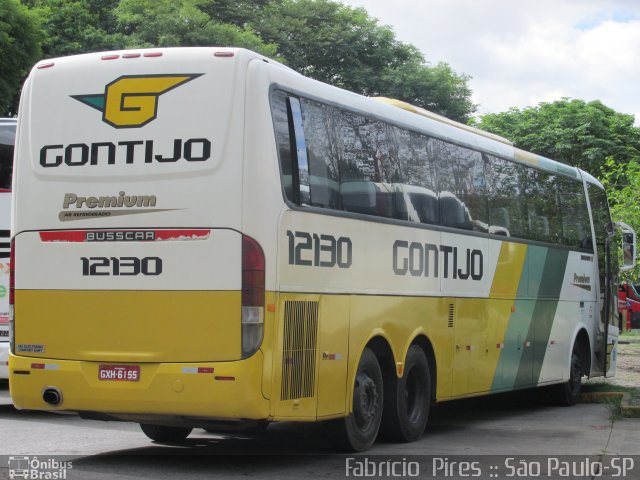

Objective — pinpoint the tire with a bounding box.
[331,348,383,452]
[139,423,193,442]
[553,346,582,406]
[381,345,431,442]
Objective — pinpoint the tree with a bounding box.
[381,61,475,123]
[0,0,43,114]
[115,0,276,56]
[600,157,640,279]
[252,0,475,122]
[9,0,476,122]
[203,0,277,28]
[475,99,640,175]
[27,0,125,58]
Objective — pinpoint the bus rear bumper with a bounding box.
[8,352,270,422]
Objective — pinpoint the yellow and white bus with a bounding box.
[9,47,636,451]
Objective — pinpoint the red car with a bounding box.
[618,282,640,330]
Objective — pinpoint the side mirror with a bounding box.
[616,222,637,272]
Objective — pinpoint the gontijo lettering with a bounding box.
[40,138,211,167]
[393,240,484,280]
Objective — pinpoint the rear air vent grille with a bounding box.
[281,301,318,401]
[448,303,455,328]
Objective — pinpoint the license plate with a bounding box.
[98,365,140,382]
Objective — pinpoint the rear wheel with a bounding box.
[139,424,192,442]
[553,346,582,406]
[381,345,431,442]
[331,348,383,452]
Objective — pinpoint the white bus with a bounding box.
[9,48,636,451]
[0,118,15,379]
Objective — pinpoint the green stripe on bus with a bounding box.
[530,248,570,384]
[491,245,543,391]
[514,247,569,387]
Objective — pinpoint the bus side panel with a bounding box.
[538,250,597,384]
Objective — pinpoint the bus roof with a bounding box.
[373,97,587,182]
[372,97,513,146]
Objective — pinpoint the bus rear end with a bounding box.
[0,118,15,379]
[9,48,272,433]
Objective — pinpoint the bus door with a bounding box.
[587,184,617,376]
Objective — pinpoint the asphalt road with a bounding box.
[0,380,639,480]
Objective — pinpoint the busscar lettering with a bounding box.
[393,240,483,280]
[40,138,211,167]
[86,231,156,242]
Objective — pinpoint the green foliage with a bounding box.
[203,0,276,27]
[0,0,43,114]
[115,0,276,56]
[476,98,640,175]
[253,0,475,122]
[381,61,475,123]
[600,157,640,279]
[29,0,125,57]
[7,0,475,121]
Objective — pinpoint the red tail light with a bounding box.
[242,235,265,307]
[241,235,265,358]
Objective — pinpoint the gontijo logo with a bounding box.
[72,74,202,128]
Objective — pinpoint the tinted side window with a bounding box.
[525,170,562,244]
[432,140,488,231]
[557,177,592,250]
[0,121,16,190]
[486,156,528,238]
[399,131,439,224]
[334,108,393,217]
[270,91,295,202]
[299,99,341,209]
[589,184,611,244]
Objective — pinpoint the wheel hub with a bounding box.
[354,373,379,426]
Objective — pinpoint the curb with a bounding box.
[579,391,623,403]
[618,337,640,344]
[579,391,640,416]
[621,393,640,416]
